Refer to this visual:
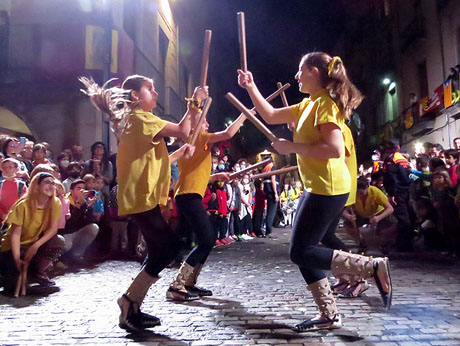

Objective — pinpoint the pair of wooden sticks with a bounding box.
[14,263,28,298]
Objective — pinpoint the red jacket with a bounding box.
[216,188,228,217]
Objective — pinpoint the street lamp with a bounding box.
[382,78,391,85]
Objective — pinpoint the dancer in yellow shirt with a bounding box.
[82,74,207,332]
[238,52,392,331]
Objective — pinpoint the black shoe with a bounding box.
[185,285,213,296]
[166,287,200,301]
[294,314,342,332]
[117,295,145,333]
[136,311,161,328]
[33,274,56,287]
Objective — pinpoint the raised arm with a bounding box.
[237,69,295,125]
[208,114,247,144]
[169,144,195,164]
[157,86,208,139]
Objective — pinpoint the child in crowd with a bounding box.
[444,149,458,187]
[62,162,83,193]
[83,174,104,221]
[280,183,294,227]
[0,158,28,225]
[32,143,50,167]
[215,181,229,243]
[107,184,129,257]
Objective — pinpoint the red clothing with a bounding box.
[449,165,458,187]
[254,188,266,209]
[202,186,212,209]
[0,179,27,219]
[216,188,228,217]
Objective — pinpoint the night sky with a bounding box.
[174,0,346,156]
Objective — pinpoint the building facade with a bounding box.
[0,0,200,156]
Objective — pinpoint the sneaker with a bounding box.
[224,236,235,243]
[166,287,200,301]
[215,240,224,247]
[241,234,252,240]
[231,235,238,240]
[251,232,257,237]
[236,235,244,242]
[185,285,213,296]
[220,239,230,245]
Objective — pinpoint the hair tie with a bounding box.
[37,172,54,184]
[327,56,342,77]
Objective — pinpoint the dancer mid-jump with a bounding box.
[238,52,392,331]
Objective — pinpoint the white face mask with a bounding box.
[372,155,380,161]
[61,160,70,168]
[243,178,249,184]
[212,163,217,170]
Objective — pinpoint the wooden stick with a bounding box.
[14,268,22,298]
[251,166,298,180]
[237,12,247,72]
[277,82,289,107]
[200,30,212,87]
[20,264,28,296]
[227,157,273,179]
[188,97,213,148]
[225,92,278,142]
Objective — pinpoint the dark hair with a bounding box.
[444,149,459,160]
[429,157,446,171]
[357,176,369,190]
[301,52,364,118]
[2,137,18,157]
[33,143,47,154]
[415,154,430,168]
[431,143,444,152]
[70,179,86,190]
[90,141,109,173]
[67,161,82,172]
[57,152,71,162]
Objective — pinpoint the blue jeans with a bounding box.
[265,195,278,235]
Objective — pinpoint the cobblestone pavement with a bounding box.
[2,227,460,346]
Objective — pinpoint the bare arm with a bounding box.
[24,218,59,263]
[371,201,394,225]
[237,69,295,125]
[10,225,23,269]
[208,114,247,144]
[156,86,208,140]
[271,175,279,202]
[169,144,195,164]
[272,123,344,159]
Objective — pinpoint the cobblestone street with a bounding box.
[2,228,460,346]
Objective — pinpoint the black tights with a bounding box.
[289,191,348,284]
[131,206,180,277]
[176,194,216,267]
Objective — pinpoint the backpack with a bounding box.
[0,178,27,201]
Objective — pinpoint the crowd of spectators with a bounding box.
[1,132,460,295]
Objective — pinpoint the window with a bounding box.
[417,60,429,98]
[159,27,169,75]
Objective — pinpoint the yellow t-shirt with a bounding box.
[290,89,351,196]
[175,132,212,198]
[354,186,387,218]
[117,110,170,215]
[1,197,62,252]
[343,125,357,206]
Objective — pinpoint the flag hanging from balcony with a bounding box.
[444,79,453,108]
[418,85,442,116]
[405,109,413,129]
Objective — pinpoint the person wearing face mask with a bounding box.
[216,159,226,172]
[56,153,71,180]
[62,162,83,193]
[211,156,219,173]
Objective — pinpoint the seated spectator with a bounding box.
[444,149,458,187]
[95,175,108,206]
[60,179,99,264]
[0,158,28,225]
[216,159,226,172]
[290,180,303,222]
[211,155,219,174]
[343,177,397,254]
[0,152,4,179]
[83,174,104,221]
[30,163,58,180]
[62,162,82,193]
[0,173,64,294]
[32,143,51,167]
[2,138,30,180]
[56,152,71,180]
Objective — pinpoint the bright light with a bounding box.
[389,82,396,91]
[414,142,424,154]
[382,78,391,85]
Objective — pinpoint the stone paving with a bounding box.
[2,228,460,346]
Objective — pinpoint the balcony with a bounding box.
[400,16,426,51]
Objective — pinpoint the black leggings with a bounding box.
[176,193,216,267]
[131,206,180,277]
[321,211,348,251]
[290,191,348,284]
